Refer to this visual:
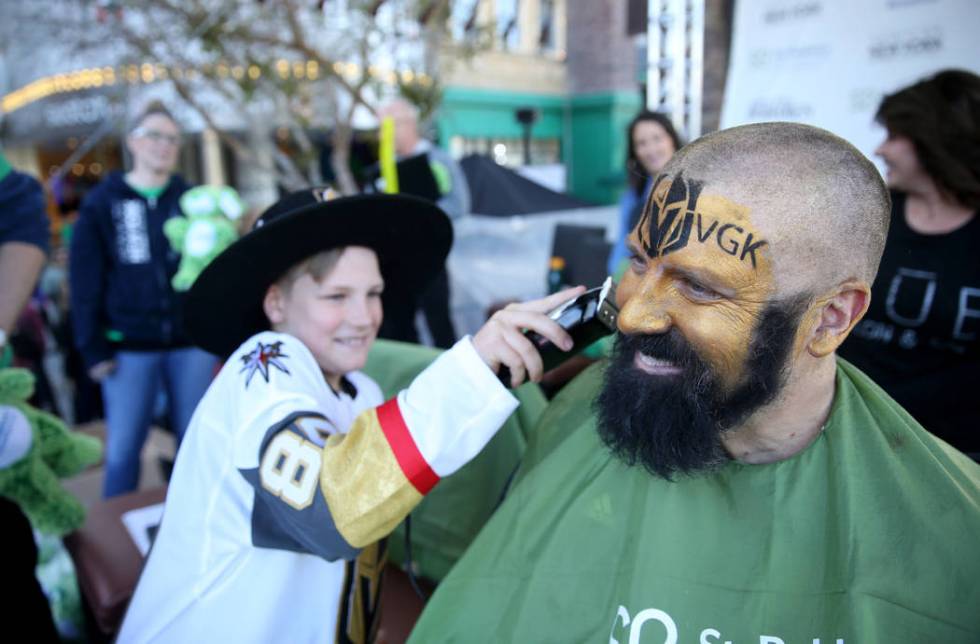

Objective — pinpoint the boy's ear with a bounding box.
[263,284,285,327]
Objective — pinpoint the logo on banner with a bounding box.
[748,99,814,120]
[869,28,943,59]
[886,0,938,8]
[763,2,821,24]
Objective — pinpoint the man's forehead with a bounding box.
[651,175,751,220]
[635,171,772,272]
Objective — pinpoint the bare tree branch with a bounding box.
[7,0,485,197]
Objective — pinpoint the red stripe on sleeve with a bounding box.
[376,398,440,495]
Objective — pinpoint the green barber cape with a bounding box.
[362,339,547,581]
[409,359,980,642]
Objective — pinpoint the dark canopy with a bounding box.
[460,155,592,216]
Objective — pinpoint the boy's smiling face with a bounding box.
[264,246,384,390]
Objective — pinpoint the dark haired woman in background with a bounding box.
[539,112,681,393]
[840,69,980,460]
[606,111,683,275]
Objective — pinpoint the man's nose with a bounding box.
[617,278,673,336]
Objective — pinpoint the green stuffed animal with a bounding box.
[0,368,102,536]
[164,185,244,291]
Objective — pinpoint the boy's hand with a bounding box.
[472,286,586,388]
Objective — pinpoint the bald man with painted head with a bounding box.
[408,123,980,642]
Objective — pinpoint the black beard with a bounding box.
[594,297,808,480]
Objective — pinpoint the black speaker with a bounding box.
[550,224,612,288]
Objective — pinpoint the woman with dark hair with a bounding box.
[840,69,980,459]
[606,111,683,274]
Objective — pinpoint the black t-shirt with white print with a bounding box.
[840,192,980,455]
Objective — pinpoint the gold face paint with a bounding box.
[618,172,776,389]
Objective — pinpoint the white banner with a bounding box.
[721,0,980,168]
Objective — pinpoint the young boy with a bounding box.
[118,189,582,643]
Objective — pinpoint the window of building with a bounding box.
[539,0,556,51]
[626,0,648,36]
[497,0,520,51]
[451,0,482,42]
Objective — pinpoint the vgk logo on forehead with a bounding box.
[636,172,768,268]
[637,172,702,257]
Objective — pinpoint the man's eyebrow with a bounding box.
[667,264,736,295]
[625,238,741,295]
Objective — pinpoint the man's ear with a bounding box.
[806,280,871,357]
[263,284,285,327]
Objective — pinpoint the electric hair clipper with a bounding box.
[498,276,620,386]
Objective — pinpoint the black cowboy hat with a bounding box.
[184,189,452,357]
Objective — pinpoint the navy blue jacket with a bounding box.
[0,169,50,252]
[69,171,192,368]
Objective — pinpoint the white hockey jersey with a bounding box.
[118,331,517,643]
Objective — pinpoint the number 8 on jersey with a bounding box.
[259,431,321,510]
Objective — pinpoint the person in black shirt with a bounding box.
[839,69,980,459]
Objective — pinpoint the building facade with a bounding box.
[437,0,644,205]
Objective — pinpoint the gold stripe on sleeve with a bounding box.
[320,410,424,547]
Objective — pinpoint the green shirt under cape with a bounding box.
[409,359,980,643]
